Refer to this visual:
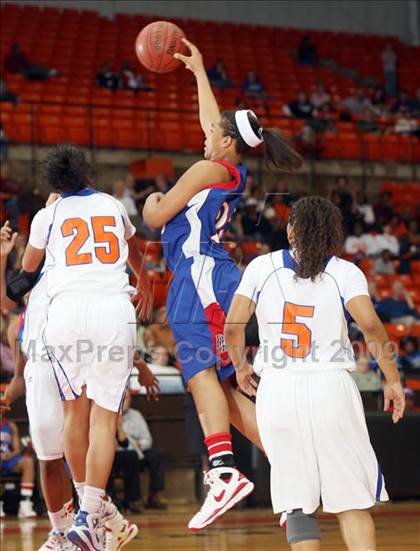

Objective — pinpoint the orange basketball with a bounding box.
[135,21,187,73]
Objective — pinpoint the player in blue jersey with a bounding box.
[143,39,302,531]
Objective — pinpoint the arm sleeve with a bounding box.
[28,208,50,249]
[342,262,370,305]
[136,412,153,451]
[235,257,263,303]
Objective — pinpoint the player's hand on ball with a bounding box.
[135,355,160,401]
[383,381,405,423]
[0,220,18,258]
[174,38,204,75]
[236,363,258,397]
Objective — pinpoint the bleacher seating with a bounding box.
[1,2,419,161]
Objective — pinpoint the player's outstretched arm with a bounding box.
[346,295,405,423]
[143,160,228,229]
[174,38,220,137]
[225,294,258,397]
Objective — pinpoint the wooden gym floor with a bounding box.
[1,502,419,550]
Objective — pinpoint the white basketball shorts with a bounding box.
[256,368,388,515]
[25,360,64,461]
[43,292,136,412]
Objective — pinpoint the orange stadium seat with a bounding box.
[384,323,412,339]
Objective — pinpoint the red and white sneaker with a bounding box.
[104,519,138,550]
[188,467,254,531]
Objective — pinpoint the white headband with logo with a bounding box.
[235,110,263,148]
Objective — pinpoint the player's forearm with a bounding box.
[127,237,150,288]
[224,325,248,371]
[362,323,400,383]
[195,68,220,135]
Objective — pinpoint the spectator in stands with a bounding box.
[0,417,37,518]
[342,89,372,116]
[0,77,19,104]
[120,392,167,509]
[241,70,268,112]
[372,225,400,257]
[373,249,395,275]
[374,192,394,227]
[351,355,382,392]
[310,82,330,109]
[407,88,420,116]
[370,86,387,113]
[356,107,381,134]
[96,62,119,90]
[154,173,172,194]
[399,338,420,371]
[391,90,411,114]
[392,107,419,137]
[284,91,314,119]
[143,306,176,356]
[297,33,317,66]
[407,220,420,246]
[311,102,337,132]
[330,176,355,231]
[344,221,371,257]
[376,280,418,327]
[382,43,398,97]
[120,61,151,92]
[240,198,273,242]
[294,120,319,159]
[207,61,233,89]
[149,345,171,367]
[112,180,138,218]
[4,43,59,81]
[398,232,420,274]
[354,190,376,227]
[111,418,142,512]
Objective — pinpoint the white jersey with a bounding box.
[28,189,136,298]
[20,273,49,360]
[236,250,369,373]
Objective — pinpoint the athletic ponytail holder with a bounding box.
[235,110,264,148]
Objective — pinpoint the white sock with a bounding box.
[48,507,66,532]
[73,481,85,504]
[81,486,105,515]
[103,499,124,531]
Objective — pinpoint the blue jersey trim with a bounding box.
[61,188,98,198]
[376,461,383,501]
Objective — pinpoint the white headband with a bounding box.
[234,110,263,148]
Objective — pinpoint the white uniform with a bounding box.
[21,270,64,461]
[236,250,388,515]
[28,189,137,412]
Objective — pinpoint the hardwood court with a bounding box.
[1,502,419,550]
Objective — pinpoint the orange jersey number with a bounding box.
[62,216,120,266]
[280,302,315,359]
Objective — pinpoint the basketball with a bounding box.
[135,21,187,73]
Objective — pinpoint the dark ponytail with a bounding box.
[261,127,302,171]
[289,196,344,280]
[219,110,302,172]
